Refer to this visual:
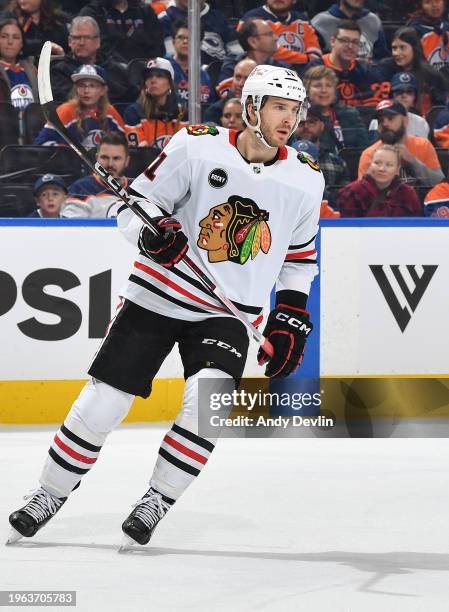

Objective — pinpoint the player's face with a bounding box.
[308,77,336,108]
[393,88,416,111]
[369,149,399,187]
[68,23,100,61]
[75,79,106,108]
[0,23,23,63]
[96,144,129,178]
[259,96,300,147]
[174,27,189,58]
[221,101,244,130]
[295,115,324,143]
[392,39,414,69]
[36,187,66,217]
[144,72,171,98]
[331,29,361,62]
[422,0,445,19]
[198,204,233,261]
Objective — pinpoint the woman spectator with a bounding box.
[408,0,449,72]
[336,144,422,217]
[376,26,448,116]
[124,57,184,149]
[35,63,125,148]
[303,65,369,151]
[220,98,244,131]
[0,17,37,108]
[80,0,164,64]
[1,0,69,58]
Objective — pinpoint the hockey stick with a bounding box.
[37,41,273,355]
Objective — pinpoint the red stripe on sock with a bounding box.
[54,434,97,464]
[163,434,208,465]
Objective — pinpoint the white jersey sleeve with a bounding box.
[117,128,190,246]
[275,183,321,296]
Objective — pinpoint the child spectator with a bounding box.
[337,144,422,216]
[28,173,67,217]
[124,57,184,149]
[0,17,37,109]
[35,64,125,148]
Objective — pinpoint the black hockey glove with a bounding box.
[257,304,313,378]
[138,216,188,268]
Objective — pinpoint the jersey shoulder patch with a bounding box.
[186,124,219,136]
[296,151,321,172]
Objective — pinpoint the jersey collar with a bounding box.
[323,53,356,72]
[228,129,288,164]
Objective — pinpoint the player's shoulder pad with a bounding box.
[186,124,220,137]
[296,151,322,173]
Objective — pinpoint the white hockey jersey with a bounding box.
[117,125,324,322]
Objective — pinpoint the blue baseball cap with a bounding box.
[391,72,417,92]
[71,64,106,84]
[291,139,319,161]
[33,174,68,196]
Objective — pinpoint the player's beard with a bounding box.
[380,123,406,145]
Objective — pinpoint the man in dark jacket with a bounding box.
[50,15,137,104]
[80,0,165,63]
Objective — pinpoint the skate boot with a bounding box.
[120,487,174,549]
[7,487,67,544]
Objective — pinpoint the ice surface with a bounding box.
[1,426,448,612]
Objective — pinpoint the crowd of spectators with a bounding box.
[2,0,449,218]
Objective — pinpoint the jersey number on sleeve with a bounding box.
[144,152,167,182]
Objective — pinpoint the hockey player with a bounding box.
[8,65,324,548]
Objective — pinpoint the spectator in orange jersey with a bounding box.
[408,0,449,72]
[124,57,185,149]
[239,0,322,68]
[423,181,449,216]
[35,64,125,148]
[337,144,422,217]
[358,99,444,186]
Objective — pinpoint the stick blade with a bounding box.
[37,41,53,105]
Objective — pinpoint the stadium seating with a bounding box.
[0,145,86,185]
[339,148,364,181]
[0,184,36,217]
[127,147,160,179]
[23,103,46,145]
[0,103,20,148]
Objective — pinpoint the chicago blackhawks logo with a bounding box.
[187,124,219,136]
[297,151,321,172]
[197,195,271,264]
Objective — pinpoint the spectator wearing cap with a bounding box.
[310,21,384,106]
[368,73,430,141]
[159,0,241,65]
[293,104,350,190]
[79,0,164,64]
[358,100,444,186]
[165,21,217,120]
[50,15,137,104]
[337,144,422,217]
[303,65,368,149]
[217,18,287,99]
[28,174,67,218]
[61,132,129,218]
[238,0,322,67]
[35,64,125,148]
[311,0,389,61]
[124,57,184,149]
[408,0,449,72]
[204,57,256,126]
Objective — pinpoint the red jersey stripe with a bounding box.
[54,435,97,464]
[163,434,208,465]
[286,249,317,260]
[134,261,226,312]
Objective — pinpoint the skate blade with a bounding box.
[5,528,23,545]
[118,534,138,553]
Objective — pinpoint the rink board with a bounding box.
[0,218,447,423]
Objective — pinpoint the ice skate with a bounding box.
[7,487,67,543]
[120,487,173,551]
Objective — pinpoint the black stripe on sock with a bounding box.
[61,424,102,453]
[49,448,89,475]
[172,423,215,452]
[158,447,200,477]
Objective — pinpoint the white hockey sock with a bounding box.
[40,379,134,498]
[150,368,234,500]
